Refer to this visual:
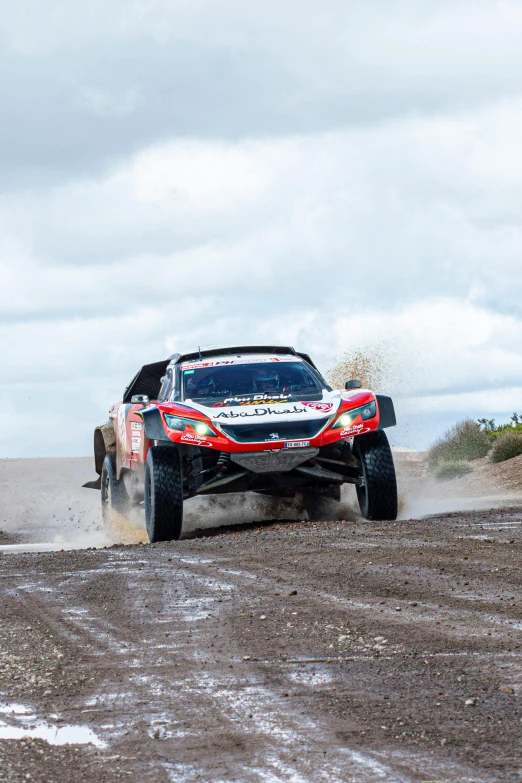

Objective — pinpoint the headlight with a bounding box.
[193,421,214,436]
[164,415,215,436]
[332,400,376,429]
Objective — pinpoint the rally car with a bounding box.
[87,345,398,542]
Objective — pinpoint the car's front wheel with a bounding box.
[354,431,398,521]
[144,446,184,543]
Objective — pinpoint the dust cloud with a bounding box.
[395,451,522,518]
[327,345,522,517]
[328,349,385,392]
[3,381,522,552]
[183,491,361,537]
[0,456,364,550]
[0,457,114,551]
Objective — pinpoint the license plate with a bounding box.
[284,441,310,448]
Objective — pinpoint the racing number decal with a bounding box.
[130,421,143,455]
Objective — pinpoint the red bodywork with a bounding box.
[110,391,381,476]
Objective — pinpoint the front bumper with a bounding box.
[230,448,319,473]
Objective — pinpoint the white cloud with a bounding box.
[76,86,143,118]
[1,296,521,456]
[5,1,522,91]
[3,98,522,320]
[2,1,522,456]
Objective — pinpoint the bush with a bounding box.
[427,419,490,470]
[478,414,522,441]
[490,432,522,463]
[433,461,473,482]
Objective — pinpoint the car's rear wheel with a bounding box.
[354,431,398,521]
[101,454,129,526]
[144,446,184,543]
[302,489,338,521]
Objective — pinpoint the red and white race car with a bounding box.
[88,345,398,541]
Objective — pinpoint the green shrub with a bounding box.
[490,432,522,463]
[433,461,473,482]
[427,419,490,470]
[478,414,522,441]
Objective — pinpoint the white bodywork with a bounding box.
[179,353,348,426]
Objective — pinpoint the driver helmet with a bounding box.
[187,374,215,396]
[254,369,280,393]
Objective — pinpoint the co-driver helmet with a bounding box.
[254,369,280,392]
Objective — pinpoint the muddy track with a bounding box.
[1,508,522,782]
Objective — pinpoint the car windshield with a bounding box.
[180,361,326,406]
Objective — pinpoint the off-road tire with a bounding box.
[144,446,184,543]
[354,431,398,521]
[101,454,129,526]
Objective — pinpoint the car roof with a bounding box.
[179,353,299,367]
[122,347,321,403]
[169,345,318,370]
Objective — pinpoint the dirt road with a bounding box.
[1,503,522,782]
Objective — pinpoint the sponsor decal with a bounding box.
[180,433,214,447]
[300,401,334,413]
[212,356,287,365]
[117,405,128,459]
[182,357,293,370]
[340,424,371,438]
[213,405,307,419]
[181,362,214,370]
[224,357,272,364]
[131,421,143,452]
[212,394,289,408]
[241,399,288,407]
[284,441,310,449]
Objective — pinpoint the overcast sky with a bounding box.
[2,0,522,456]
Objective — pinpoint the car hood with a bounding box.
[183,390,343,425]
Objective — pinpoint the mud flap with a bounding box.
[83,477,102,490]
[376,395,396,429]
[139,408,171,441]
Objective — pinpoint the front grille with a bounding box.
[219,419,326,443]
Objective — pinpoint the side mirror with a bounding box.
[131,394,150,405]
[345,379,362,390]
